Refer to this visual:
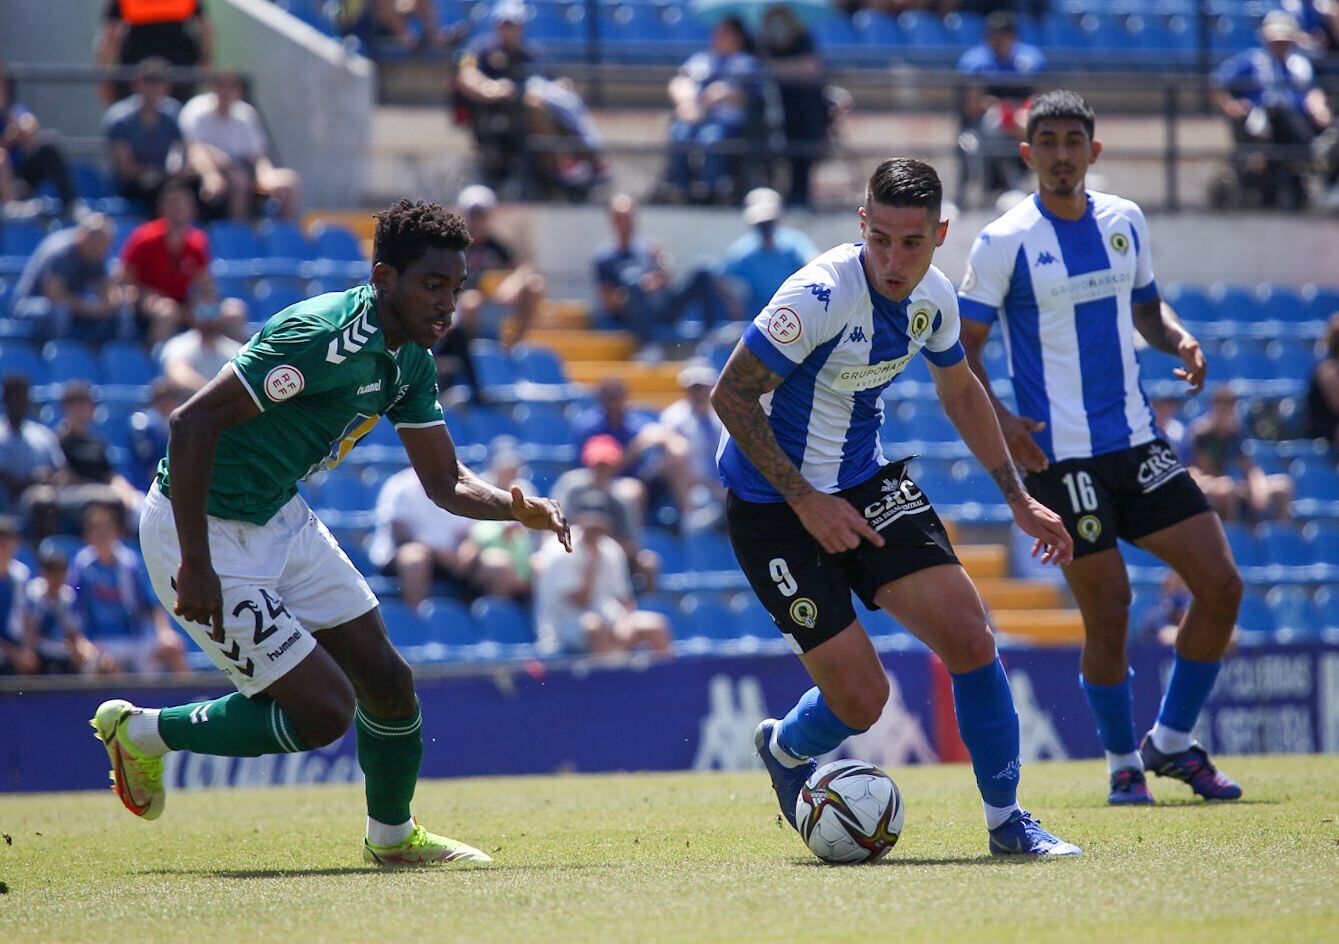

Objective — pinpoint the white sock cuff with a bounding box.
[769,726,808,769]
[366,816,414,847]
[126,708,169,757]
[1150,722,1193,755]
[1105,750,1144,774]
[983,801,1021,831]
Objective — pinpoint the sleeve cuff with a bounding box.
[958,297,999,325]
[1131,280,1160,304]
[742,324,799,379]
[229,361,265,412]
[923,340,966,368]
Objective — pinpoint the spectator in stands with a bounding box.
[0,516,36,675]
[459,184,545,344]
[1189,387,1295,521]
[1211,11,1339,209]
[956,12,1045,200]
[0,61,77,217]
[96,0,212,104]
[1152,395,1190,460]
[461,441,537,601]
[1282,0,1339,52]
[158,296,245,392]
[664,16,763,204]
[342,0,461,54]
[572,378,696,522]
[0,375,65,515]
[127,378,186,489]
[757,5,829,208]
[552,434,652,572]
[12,214,131,343]
[1306,312,1339,449]
[52,381,143,512]
[533,506,672,657]
[180,71,301,221]
[70,501,186,675]
[659,363,726,532]
[120,181,214,344]
[454,1,541,196]
[103,58,185,215]
[21,542,91,674]
[592,193,729,341]
[718,187,817,319]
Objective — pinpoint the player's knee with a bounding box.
[299,696,355,748]
[1193,565,1244,615]
[942,626,998,675]
[830,675,888,732]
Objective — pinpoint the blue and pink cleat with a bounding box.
[1108,767,1155,805]
[1140,734,1242,801]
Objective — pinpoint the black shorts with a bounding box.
[1024,437,1212,559]
[726,462,959,653]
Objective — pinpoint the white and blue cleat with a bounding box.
[988,809,1083,857]
[754,719,815,831]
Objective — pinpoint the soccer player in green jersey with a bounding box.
[90,200,571,866]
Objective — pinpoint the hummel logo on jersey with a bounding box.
[326,309,376,364]
[1035,251,1059,266]
[847,326,867,344]
[357,380,382,395]
[804,282,832,311]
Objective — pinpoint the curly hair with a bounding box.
[373,199,472,272]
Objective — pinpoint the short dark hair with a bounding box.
[372,199,472,273]
[1026,89,1096,142]
[865,158,942,217]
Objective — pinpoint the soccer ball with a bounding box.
[795,759,904,864]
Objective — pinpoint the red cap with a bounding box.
[581,434,623,467]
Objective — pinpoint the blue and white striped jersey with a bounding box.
[718,242,965,503]
[958,191,1160,463]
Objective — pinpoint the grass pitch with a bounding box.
[2,755,1337,944]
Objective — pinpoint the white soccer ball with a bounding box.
[795,759,904,864]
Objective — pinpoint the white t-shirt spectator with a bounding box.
[659,398,723,488]
[158,330,242,385]
[367,467,474,569]
[533,530,633,653]
[179,93,269,163]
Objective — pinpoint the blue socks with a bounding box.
[776,687,863,759]
[1081,669,1138,755]
[1156,653,1222,736]
[952,657,1021,810]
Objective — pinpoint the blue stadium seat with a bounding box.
[511,344,569,385]
[42,340,102,385]
[812,15,859,49]
[470,596,535,645]
[513,402,574,449]
[71,161,112,200]
[683,531,738,573]
[1211,14,1255,52]
[1221,521,1263,568]
[1268,339,1316,381]
[1266,586,1320,637]
[258,221,313,277]
[1303,283,1339,322]
[1291,460,1339,501]
[100,342,157,387]
[252,281,307,318]
[0,219,48,275]
[527,1,582,43]
[1234,593,1275,637]
[641,528,686,575]
[898,10,949,46]
[661,6,710,45]
[1218,343,1274,383]
[207,221,263,261]
[853,10,903,47]
[1208,282,1258,322]
[380,600,431,649]
[728,592,775,638]
[1163,283,1212,323]
[1138,347,1184,386]
[1255,284,1307,322]
[316,472,373,513]
[902,405,958,443]
[1315,587,1339,634]
[1256,521,1309,570]
[1043,12,1089,49]
[420,597,481,649]
[1305,521,1339,566]
[309,223,366,262]
[680,595,736,640]
[464,405,517,446]
[0,341,46,384]
[471,341,517,392]
[944,11,985,47]
[635,592,687,639]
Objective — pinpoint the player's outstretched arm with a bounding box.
[710,344,884,554]
[1133,299,1205,395]
[959,318,1049,473]
[168,371,263,638]
[399,424,571,551]
[930,358,1072,566]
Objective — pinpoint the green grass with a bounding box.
[2,756,1337,944]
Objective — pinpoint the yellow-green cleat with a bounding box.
[363,819,493,867]
[89,699,165,821]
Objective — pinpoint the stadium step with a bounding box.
[990,609,1086,645]
[528,331,638,362]
[956,544,1008,581]
[973,579,1067,611]
[564,360,683,405]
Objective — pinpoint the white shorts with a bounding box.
[141,484,378,697]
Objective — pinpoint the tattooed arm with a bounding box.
[1133,298,1206,395]
[929,357,1073,565]
[710,343,883,554]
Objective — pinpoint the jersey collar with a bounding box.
[1031,190,1094,224]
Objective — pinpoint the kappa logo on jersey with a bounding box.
[789,598,818,629]
[264,365,304,402]
[862,476,929,531]
[325,308,376,364]
[908,307,933,338]
[831,353,915,392]
[767,307,803,344]
[804,282,832,311]
[1035,251,1059,267]
[847,326,867,344]
[1136,442,1186,493]
[357,380,382,395]
[1110,231,1131,255]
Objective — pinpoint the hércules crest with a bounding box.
[1110,232,1130,255]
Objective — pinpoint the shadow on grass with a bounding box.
[137,862,622,880]
[792,855,1011,868]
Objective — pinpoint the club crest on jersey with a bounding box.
[767,307,802,344]
[1110,232,1130,255]
[1077,515,1102,543]
[909,307,933,338]
[789,598,818,629]
[264,365,304,402]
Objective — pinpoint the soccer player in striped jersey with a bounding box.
[959,90,1244,805]
[714,158,1082,856]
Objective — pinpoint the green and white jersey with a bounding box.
[157,285,444,524]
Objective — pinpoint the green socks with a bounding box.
[158,693,312,756]
[355,702,423,825]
